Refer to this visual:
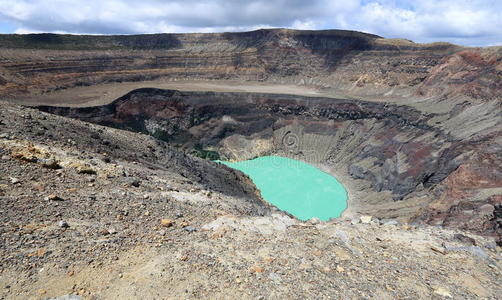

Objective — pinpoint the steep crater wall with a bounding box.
[38,88,502,241]
[3,29,499,104]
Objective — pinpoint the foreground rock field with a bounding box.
[0,100,500,300]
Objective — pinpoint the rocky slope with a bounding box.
[1,101,501,299]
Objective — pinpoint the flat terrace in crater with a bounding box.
[2,80,340,107]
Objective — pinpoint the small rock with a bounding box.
[263,256,274,263]
[433,287,452,298]
[33,183,45,191]
[431,246,446,255]
[370,217,380,224]
[76,165,96,175]
[183,226,197,233]
[161,219,174,227]
[484,241,497,250]
[308,217,321,225]
[29,249,46,257]
[348,164,366,179]
[360,215,372,224]
[143,194,150,199]
[336,266,345,273]
[41,159,62,169]
[58,221,70,228]
[175,213,184,218]
[381,219,400,226]
[453,233,476,246]
[104,228,117,235]
[250,265,264,273]
[45,194,63,201]
[9,177,20,184]
[125,178,140,187]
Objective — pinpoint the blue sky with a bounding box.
[0,0,500,46]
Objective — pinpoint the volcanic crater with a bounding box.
[38,86,501,236]
[0,28,501,299]
[1,28,500,239]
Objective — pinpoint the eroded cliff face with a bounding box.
[39,88,502,241]
[1,29,500,102]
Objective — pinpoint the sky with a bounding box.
[0,0,500,46]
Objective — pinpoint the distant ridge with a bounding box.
[0,28,382,50]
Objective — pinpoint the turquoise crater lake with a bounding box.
[217,156,348,221]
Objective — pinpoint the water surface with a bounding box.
[218,156,347,221]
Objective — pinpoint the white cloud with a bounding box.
[291,20,319,31]
[350,0,502,45]
[0,0,500,46]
